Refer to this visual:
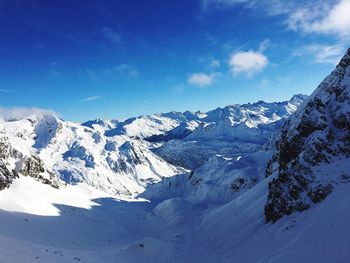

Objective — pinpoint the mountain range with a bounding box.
[0,48,349,263]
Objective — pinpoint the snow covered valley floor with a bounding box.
[0,176,217,263]
[1,175,350,263]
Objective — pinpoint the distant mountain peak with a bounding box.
[289,94,308,103]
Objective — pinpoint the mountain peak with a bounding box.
[338,47,350,68]
[289,94,308,102]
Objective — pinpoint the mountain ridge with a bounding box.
[0,94,307,196]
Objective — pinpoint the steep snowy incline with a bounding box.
[264,47,350,222]
[198,173,350,263]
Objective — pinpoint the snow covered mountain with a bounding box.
[0,115,182,196]
[0,121,60,190]
[155,94,306,169]
[103,110,204,139]
[1,45,350,263]
[0,94,306,197]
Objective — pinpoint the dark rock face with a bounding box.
[265,48,350,223]
[230,176,257,192]
[0,160,18,190]
[0,137,20,190]
[21,156,60,188]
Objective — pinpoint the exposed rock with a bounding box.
[21,156,60,188]
[0,160,18,190]
[0,136,20,189]
[265,48,350,223]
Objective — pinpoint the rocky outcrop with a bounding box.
[0,160,18,190]
[0,134,60,190]
[0,136,20,189]
[265,48,350,223]
[21,156,60,188]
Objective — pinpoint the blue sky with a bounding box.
[0,0,349,121]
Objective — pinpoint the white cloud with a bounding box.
[229,50,268,76]
[101,27,122,44]
[201,0,350,40]
[0,107,58,121]
[200,0,294,16]
[288,0,350,38]
[80,96,102,103]
[294,44,345,64]
[188,72,216,87]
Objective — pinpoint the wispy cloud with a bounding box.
[200,0,294,16]
[0,89,12,93]
[0,107,58,121]
[80,96,102,103]
[101,27,122,44]
[287,0,350,39]
[188,72,217,87]
[294,44,345,64]
[201,0,350,40]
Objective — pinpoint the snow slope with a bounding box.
[1,170,350,262]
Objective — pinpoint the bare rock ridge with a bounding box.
[265,47,350,222]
